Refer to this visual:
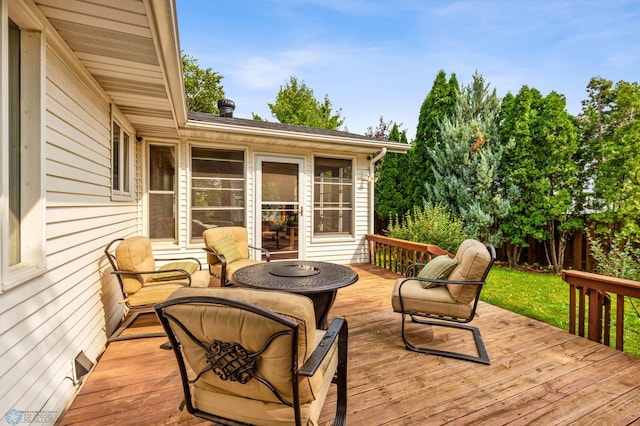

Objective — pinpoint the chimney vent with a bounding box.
[218,99,235,118]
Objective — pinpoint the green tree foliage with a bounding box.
[261,76,345,130]
[579,77,640,242]
[373,120,410,222]
[499,86,581,272]
[425,71,510,246]
[407,70,459,208]
[182,54,225,114]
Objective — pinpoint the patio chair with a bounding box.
[391,239,496,364]
[105,236,211,341]
[154,287,348,425]
[203,226,271,286]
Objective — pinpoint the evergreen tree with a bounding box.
[407,70,459,208]
[425,71,510,245]
[375,123,409,222]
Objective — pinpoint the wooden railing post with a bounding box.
[562,270,640,351]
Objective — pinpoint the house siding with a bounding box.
[0,31,137,420]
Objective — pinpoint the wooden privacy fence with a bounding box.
[562,270,640,351]
[365,234,452,274]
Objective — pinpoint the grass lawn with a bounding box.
[481,265,640,358]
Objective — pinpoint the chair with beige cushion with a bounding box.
[105,236,211,341]
[203,226,271,286]
[154,287,348,425]
[391,239,496,364]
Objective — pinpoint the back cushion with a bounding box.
[115,236,156,294]
[203,227,250,265]
[447,239,491,304]
[163,287,320,404]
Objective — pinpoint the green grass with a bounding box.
[481,265,640,357]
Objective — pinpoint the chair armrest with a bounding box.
[248,245,271,262]
[405,263,427,277]
[299,317,348,377]
[399,276,486,288]
[154,257,202,269]
[203,247,228,265]
[111,269,192,285]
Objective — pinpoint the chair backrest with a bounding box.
[446,239,495,305]
[155,287,321,423]
[202,226,250,265]
[108,236,156,295]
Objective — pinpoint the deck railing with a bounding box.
[365,234,452,274]
[562,270,640,351]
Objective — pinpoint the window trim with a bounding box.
[110,109,134,201]
[146,141,178,243]
[311,155,355,241]
[1,6,46,292]
[188,144,247,244]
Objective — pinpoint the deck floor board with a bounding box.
[60,264,640,425]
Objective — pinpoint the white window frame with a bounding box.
[110,110,134,200]
[146,141,178,242]
[1,2,46,292]
[312,155,355,240]
[189,145,246,244]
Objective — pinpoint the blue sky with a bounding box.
[177,0,640,140]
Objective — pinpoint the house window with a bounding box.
[111,121,131,196]
[313,157,353,237]
[190,147,245,242]
[149,145,176,240]
[2,16,45,290]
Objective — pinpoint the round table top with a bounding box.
[232,260,359,293]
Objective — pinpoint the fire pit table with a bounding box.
[232,260,358,329]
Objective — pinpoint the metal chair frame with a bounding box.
[104,237,203,342]
[203,245,270,287]
[154,295,348,425]
[396,244,496,365]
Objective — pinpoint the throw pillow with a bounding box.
[209,236,243,264]
[417,256,459,288]
[152,261,199,281]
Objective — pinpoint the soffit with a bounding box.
[34,0,182,136]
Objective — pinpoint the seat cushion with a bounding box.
[191,329,338,425]
[417,255,459,288]
[447,239,491,304]
[391,278,473,319]
[124,282,185,307]
[210,258,260,281]
[163,287,321,405]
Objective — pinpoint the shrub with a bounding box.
[385,204,472,254]
[590,235,640,281]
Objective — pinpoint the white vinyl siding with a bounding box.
[0,2,137,420]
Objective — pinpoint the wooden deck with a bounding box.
[60,264,640,425]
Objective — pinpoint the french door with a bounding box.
[256,156,304,260]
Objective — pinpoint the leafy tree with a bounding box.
[182,53,225,114]
[258,76,345,130]
[425,71,510,246]
[579,77,640,242]
[408,70,459,208]
[499,86,581,272]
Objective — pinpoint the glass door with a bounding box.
[256,157,304,260]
